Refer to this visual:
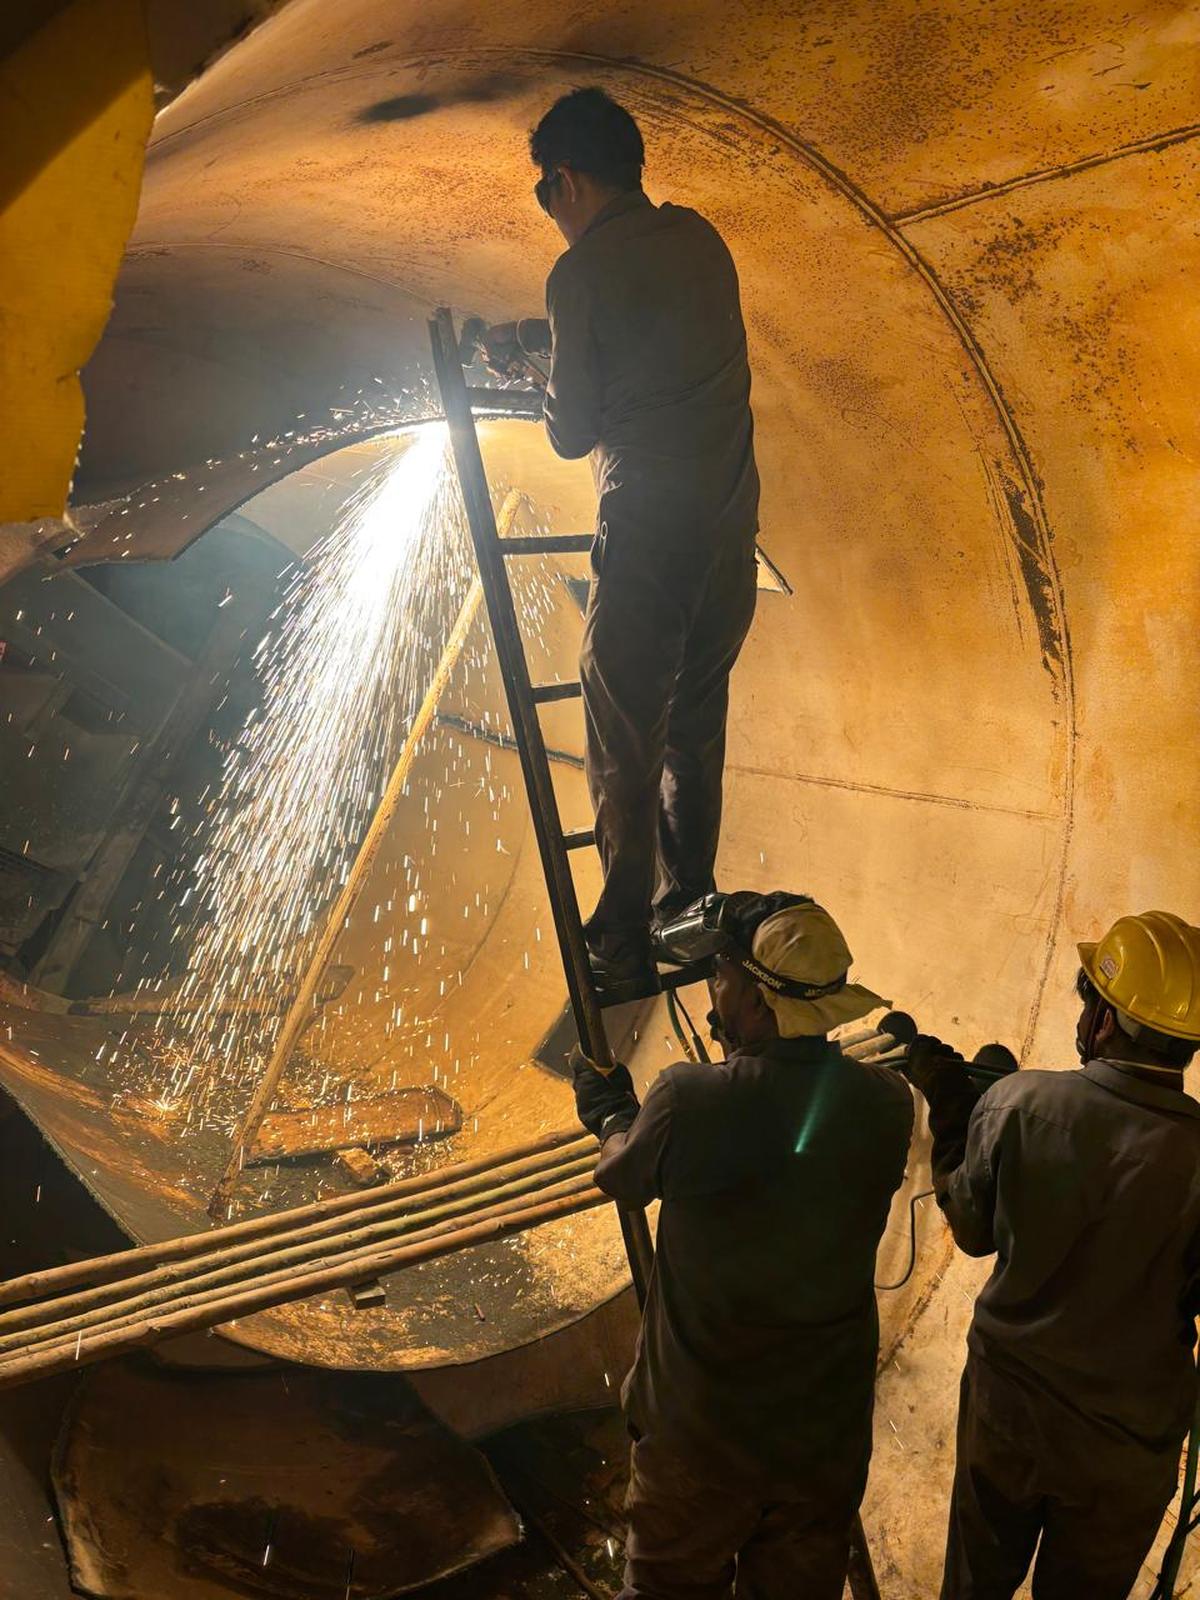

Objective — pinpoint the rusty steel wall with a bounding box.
[2,4,1196,1591]
[76,0,1199,1064]
[3,0,1197,1417]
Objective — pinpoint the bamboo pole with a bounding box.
[0,1186,608,1386]
[0,1157,598,1350]
[843,1032,895,1060]
[841,1031,887,1056]
[0,1140,594,1334]
[0,1126,592,1309]
[209,487,525,1215]
[2,1170,599,1361]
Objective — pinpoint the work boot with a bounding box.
[585,932,661,1006]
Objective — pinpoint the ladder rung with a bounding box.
[561,827,595,851]
[597,976,664,1008]
[499,535,593,555]
[466,386,543,418]
[531,681,582,704]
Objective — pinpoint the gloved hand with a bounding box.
[478,320,521,373]
[903,1034,989,1193]
[903,1034,967,1099]
[570,1047,639,1142]
[465,319,551,385]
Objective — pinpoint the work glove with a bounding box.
[478,320,520,371]
[570,1047,639,1142]
[904,1034,968,1099]
[903,1035,985,1195]
[468,319,551,385]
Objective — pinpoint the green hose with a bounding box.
[665,988,710,1064]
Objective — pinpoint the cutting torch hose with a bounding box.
[666,988,711,1064]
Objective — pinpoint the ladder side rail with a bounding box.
[429,311,654,1305]
[429,311,607,1065]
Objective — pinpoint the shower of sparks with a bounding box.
[149,425,480,1127]
[64,406,589,1203]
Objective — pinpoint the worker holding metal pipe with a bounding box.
[905,910,1200,1600]
[572,891,913,1599]
[480,88,760,1004]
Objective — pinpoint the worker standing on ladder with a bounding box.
[906,911,1200,1600]
[573,891,913,1598]
[484,87,760,1004]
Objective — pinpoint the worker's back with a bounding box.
[596,1037,913,1490]
[544,190,759,542]
[945,1061,1200,1453]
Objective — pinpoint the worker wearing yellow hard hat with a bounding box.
[1077,909,1200,1050]
[902,911,1200,1600]
[573,889,912,1600]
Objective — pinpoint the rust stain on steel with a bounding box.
[251,1085,462,1163]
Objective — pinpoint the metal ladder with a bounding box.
[428,307,656,1306]
[429,307,882,1600]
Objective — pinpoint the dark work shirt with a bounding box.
[543,190,759,545]
[595,1037,913,1488]
[940,1060,1200,1454]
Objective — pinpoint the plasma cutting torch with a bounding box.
[459,315,551,387]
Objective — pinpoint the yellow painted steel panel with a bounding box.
[0,0,152,530]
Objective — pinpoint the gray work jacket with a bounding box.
[941,1059,1200,1454]
[543,190,759,546]
[595,1037,913,1488]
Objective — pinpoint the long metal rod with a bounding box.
[429,309,654,1305]
[210,492,521,1214]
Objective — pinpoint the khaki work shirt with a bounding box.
[595,1037,914,1488]
[941,1059,1200,1455]
[543,190,759,545]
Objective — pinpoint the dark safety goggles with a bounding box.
[655,891,850,1000]
[534,169,563,215]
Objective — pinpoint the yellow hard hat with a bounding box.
[1077,911,1200,1042]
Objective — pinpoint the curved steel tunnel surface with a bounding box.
[8,2,1200,1392]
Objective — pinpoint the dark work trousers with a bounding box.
[941,1355,1180,1600]
[580,520,758,963]
[620,1434,857,1600]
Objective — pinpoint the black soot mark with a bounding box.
[355,69,527,124]
[1000,471,1063,675]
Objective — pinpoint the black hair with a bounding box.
[1075,968,1196,1068]
[529,88,644,191]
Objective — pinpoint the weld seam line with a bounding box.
[728,762,1061,822]
[892,121,1200,225]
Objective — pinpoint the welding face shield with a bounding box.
[657,891,829,997]
[658,890,888,1041]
